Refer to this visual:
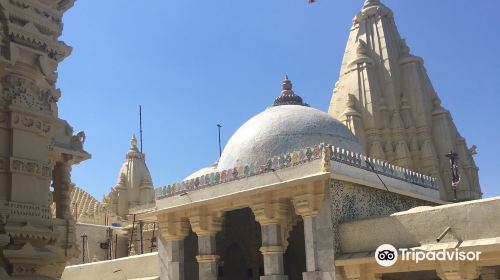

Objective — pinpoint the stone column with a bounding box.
[342,265,382,280]
[292,188,325,280]
[252,201,289,280]
[189,210,222,280]
[437,262,480,280]
[53,154,73,219]
[158,214,189,280]
[196,236,218,280]
[480,268,497,280]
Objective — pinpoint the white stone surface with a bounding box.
[339,196,500,253]
[328,0,481,202]
[61,252,159,280]
[218,105,364,170]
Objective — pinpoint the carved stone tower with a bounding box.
[107,135,154,218]
[328,0,481,201]
[0,0,90,279]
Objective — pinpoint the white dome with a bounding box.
[184,162,218,180]
[218,104,364,170]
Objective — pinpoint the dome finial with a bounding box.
[131,134,138,149]
[363,0,381,8]
[273,75,308,106]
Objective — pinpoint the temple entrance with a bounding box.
[223,243,248,279]
[284,219,306,280]
[184,227,199,280]
[218,208,263,280]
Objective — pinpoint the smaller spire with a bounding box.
[272,75,308,106]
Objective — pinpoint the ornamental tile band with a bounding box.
[155,143,438,200]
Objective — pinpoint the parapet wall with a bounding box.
[62,252,159,280]
[339,196,500,253]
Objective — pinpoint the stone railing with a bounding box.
[328,145,438,190]
[155,143,438,200]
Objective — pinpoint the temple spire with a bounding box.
[328,0,481,202]
[273,75,307,106]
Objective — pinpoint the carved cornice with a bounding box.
[4,221,56,241]
[157,214,189,241]
[251,201,288,226]
[189,211,222,237]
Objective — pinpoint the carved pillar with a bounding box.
[342,265,381,280]
[158,213,189,280]
[189,209,222,280]
[0,0,89,278]
[437,262,480,280]
[292,185,325,280]
[252,201,289,280]
[53,154,73,219]
[480,268,497,280]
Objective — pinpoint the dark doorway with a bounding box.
[284,218,306,280]
[223,243,247,279]
[218,208,263,280]
[184,227,199,280]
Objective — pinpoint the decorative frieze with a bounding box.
[2,75,56,115]
[11,112,52,135]
[9,157,52,178]
[8,201,52,221]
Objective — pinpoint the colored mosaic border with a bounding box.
[155,143,438,200]
[155,144,325,199]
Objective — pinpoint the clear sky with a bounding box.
[58,0,500,200]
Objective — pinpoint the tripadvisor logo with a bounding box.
[375,244,482,267]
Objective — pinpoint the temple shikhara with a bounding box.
[0,0,498,280]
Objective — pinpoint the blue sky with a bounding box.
[58,0,500,200]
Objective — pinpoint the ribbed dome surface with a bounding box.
[218,105,364,170]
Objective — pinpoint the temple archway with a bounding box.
[284,218,306,280]
[184,227,199,280]
[218,208,263,280]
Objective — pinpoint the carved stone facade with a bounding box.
[328,0,481,202]
[0,0,90,279]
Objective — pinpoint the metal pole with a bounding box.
[150,222,156,253]
[108,228,112,260]
[81,233,87,264]
[139,105,143,153]
[217,124,222,157]
[114,234,118,259]
[128,214,136,256]
[139,221,144,255]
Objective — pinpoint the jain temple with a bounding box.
[0,0,498,279]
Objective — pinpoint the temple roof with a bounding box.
[218,77,364,170]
